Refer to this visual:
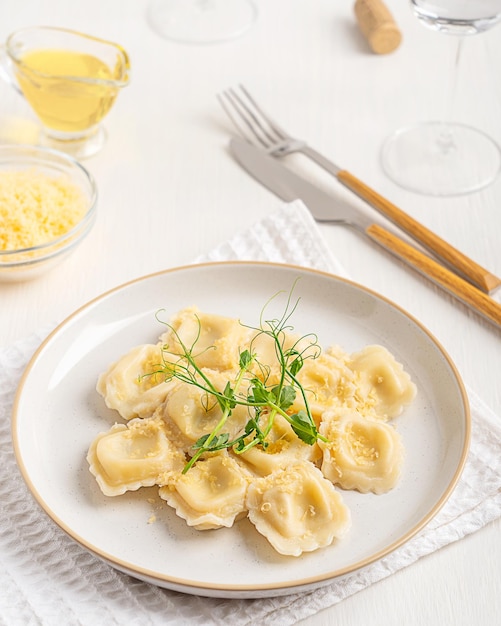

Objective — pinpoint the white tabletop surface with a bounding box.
[1,1,501,624]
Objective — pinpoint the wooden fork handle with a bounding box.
[338,169,501,295]
[366,223,501,329]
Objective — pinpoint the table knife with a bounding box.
[230,136,501,329]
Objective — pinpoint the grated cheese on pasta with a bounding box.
[0,169,87,251]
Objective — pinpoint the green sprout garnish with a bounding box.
[147,283,327,473]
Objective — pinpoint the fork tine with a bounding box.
[218,85,287,150]
[237,85,289,140]
[218,87,274,148]
[216,90,265,147]
[229,86,283,145]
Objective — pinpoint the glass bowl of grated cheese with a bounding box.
[0,144,97,281]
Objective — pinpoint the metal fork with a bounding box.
[218,84,501,295]
[217,85,340,175]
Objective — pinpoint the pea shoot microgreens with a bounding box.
[149,287,327,473]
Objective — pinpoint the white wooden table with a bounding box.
[1,1,500,624]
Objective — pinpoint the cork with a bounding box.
[354,0,402,54]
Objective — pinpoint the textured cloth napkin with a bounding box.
[1,200,501,626]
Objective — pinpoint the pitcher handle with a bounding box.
[0,44,24,97]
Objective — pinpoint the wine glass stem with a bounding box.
[439,35,464,153]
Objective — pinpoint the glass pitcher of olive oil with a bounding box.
[0,26,130,158]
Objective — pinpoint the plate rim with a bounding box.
[12,260,471,596]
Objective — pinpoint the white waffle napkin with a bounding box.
[1,200,501,626]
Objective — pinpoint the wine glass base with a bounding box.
[147,0,258,45]
[39,125,107,160]
[381,121,501,196]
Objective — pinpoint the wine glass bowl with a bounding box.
[381,0,501,196]
[147,0,258,45]
[411,0,501,34]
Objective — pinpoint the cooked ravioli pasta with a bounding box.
[87,416,185,496]
[293,348,367,422]
[246,462,351,556]
[237,414,321,476]
[97,343,173,420]
[248,328,319,386]
[349,345,416,418]
[159,454,251,530]
[88,305,417,557]
[160,306,251,372]
[319,409,404,494]
[157,368,250,454]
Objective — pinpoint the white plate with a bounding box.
[12,262,470,599]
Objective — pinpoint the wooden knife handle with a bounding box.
[339,169,501,295]
[366,223,501,329]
